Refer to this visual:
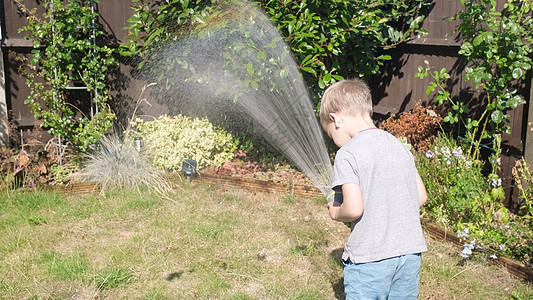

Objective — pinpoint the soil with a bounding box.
[200,150,311,185]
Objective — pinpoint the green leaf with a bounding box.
[377,54,392,60]
[251,80,259,90]
[301,67,316,76]
[491,110,504,123]
[257,51,267,60]
[279,66,289,78]
[300,54,313,66]
[246,62,254,77]
[512,68,524,79]
[425,85,435,95]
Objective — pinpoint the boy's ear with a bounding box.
[329,112,342,127]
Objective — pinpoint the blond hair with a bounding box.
[319,79,373,124]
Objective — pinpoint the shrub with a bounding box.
[14,0,116,152]
[133,115,237,171]
[417,133,490,226]
[0,144,62,189]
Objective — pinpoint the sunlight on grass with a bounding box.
[0,185,531,299]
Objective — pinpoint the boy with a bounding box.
[320,79,427,299]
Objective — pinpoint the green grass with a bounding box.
[95,268,135,289]
[39,250,90,280]
[0,184,531,299]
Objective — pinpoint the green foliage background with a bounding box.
[120,0,431,104]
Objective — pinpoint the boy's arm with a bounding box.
[326,183,364,222]
[416,173,427,208]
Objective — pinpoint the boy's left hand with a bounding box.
[325,201,341,220]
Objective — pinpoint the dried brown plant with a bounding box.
[380,102,443,152]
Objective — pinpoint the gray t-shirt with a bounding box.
[332,129,427,263]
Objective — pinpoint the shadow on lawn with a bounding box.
[330,247,346,299]
[165,271,184,281]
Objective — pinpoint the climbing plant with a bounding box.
[417,0,533,144]
[15,0,116,152]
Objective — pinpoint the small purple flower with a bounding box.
[474,244,486,251]
[425,150,435,158]
[499,244,506,251]
[490,255,498,260]
[452,146,463,158]
[460,242,475,259]
[457,228,470,239]
[441,146,451,158]
[491,178,502,187]
[465,160,472,168]
[490,157,501,166]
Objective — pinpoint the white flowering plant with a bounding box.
[415,133,533,263]
[417,133,495,225]
[132,115,238,171]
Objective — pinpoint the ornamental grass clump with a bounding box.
[76,133,171,195]
[132,114,237,171]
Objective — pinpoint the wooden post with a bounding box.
[524,75,533,167]
[0,45,8,146]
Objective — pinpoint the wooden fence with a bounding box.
[1,0,531,208]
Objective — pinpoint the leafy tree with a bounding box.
[257,0,430,99]
[120,0,431,103]
[15,0,117,152]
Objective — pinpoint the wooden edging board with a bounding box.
[195,173,324,199]
[50,174,532,282]
[50,181,102,195]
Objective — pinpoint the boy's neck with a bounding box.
[347,115,376,138]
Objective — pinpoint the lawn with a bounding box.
[0,183,531,299]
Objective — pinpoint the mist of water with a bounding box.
[136,2,332,195]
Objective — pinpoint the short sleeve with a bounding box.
[332,149,359,189]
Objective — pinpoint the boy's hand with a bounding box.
[326,201,341,220]
[325,183,363,223]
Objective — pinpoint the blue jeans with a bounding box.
[343,253,421,300]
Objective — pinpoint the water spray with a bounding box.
[135,1,333,197]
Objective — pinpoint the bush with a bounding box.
[380,103,442,152]
[133,115,237,171]
[417,133,490,226]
